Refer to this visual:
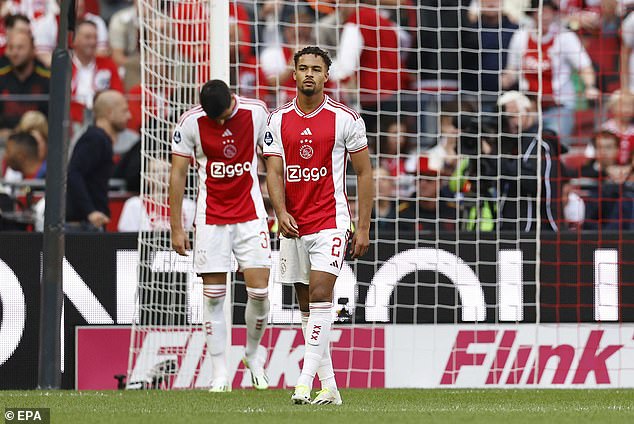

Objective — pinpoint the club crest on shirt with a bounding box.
[224,144,237,158]
[264,131,273,146]
[94,69,113,91]
[173,130,182,144]
[299,144,313,160]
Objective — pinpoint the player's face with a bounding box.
[294,54,328,96]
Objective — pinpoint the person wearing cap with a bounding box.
[398,156,456,233]
[501,0,599,145]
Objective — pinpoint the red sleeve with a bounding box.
[108,60,124,93]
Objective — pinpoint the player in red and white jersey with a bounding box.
[264,46,373,405]
[169,80,271,392]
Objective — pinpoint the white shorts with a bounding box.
[277,228,350,285]
[193,218,271,273]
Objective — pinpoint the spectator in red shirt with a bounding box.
[328,0,403,131]
[70,20,123,126]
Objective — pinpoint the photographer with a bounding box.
[449,116,499,232]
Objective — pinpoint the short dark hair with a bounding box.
[293,46,332,70]
[530,0,558,14]
[8,132,39,159]
[593,130,619,147]
[76,19,98,32]
[200,79,232,119]
[5,14,30,29]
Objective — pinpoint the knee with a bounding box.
[309,286,333,303]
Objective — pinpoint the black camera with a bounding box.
[453,114,499,156]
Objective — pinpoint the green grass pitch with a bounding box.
[1,389,633,424]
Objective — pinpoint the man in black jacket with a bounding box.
[497,91,563,232]
[66,90,131,229]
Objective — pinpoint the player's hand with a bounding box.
[278,211,299,238]
[349,229,369,259]
[171,228,190,256]
[87,211,110,228]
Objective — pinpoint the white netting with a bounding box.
[128,0,633,389]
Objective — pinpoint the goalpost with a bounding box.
[128,0,631,390]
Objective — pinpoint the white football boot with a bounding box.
[208,376,231,393]
[242,353,269,390]
[291,384,311,404]
[311,387,343,405]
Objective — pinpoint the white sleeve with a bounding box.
[259,47,287,79]
[329,23,364,81]
[262,113,284,157]
[505,30,524,72]
[345,116,368,153]
[622,14,634,48]
[32,14,57,54]
[561,32,592,70]
[117,197,141,232]
[254,107,268,150]
[171,115,195,158]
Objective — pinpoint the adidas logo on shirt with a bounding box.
[330,260,339,268]
[222,129,233,137]
[300,128,313,136]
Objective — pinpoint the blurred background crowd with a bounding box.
[0,0,633,234]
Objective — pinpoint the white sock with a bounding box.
[296,302,333,388]
[245,287,270,358]
[203,285,227,380]
[301,311,337,390]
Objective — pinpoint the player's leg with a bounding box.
[294,229,348,405]
[295,283,338,398]
[242,268,270,389]
[295,270,337,399]
[234,218,272,389]
[195,224,232,392]
[201,273,230,392]
[278,237,313,404]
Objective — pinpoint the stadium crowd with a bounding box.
[0,0,633,232]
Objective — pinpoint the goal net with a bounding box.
[128,0,634,389]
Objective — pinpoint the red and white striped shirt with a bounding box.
[263,95,368,236]
[172,96,269,225]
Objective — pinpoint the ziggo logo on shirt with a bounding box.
[286,165,328,182]
[210,161,252,178]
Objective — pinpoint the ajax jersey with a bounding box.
[172,96,269,225]
[263,95,368,236]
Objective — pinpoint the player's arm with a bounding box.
[169,154,191,255]
[266,155,299,238]
[349,148,373,259]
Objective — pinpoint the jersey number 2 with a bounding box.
[331,237,342,257]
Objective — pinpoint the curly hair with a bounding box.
[293,46,332,70]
